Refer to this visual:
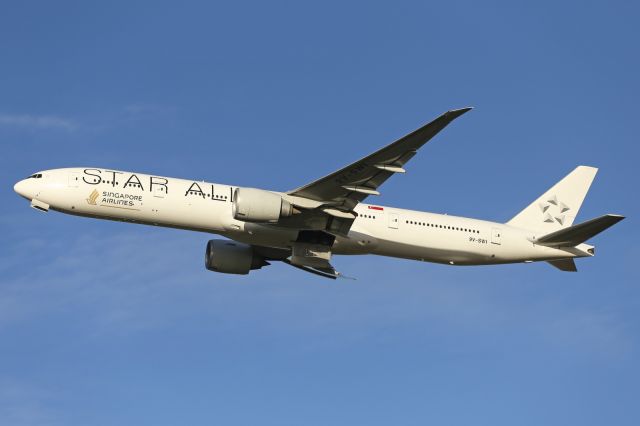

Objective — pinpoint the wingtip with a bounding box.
[445,107,473,118]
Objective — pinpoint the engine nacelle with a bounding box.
[232,187,293,223]
[205,239,267,275]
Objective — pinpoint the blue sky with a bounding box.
[0,1,638,425]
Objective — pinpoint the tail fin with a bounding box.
[507,166,598,233]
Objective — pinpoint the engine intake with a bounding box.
[205,239,268,275]
[233,187,293,223]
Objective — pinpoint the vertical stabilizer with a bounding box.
[507,166,597,233]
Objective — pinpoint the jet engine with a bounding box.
[205,239,268,275]
[232,187,294,223]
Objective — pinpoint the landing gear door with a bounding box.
[491,227,502,245]
[388,212,399,229]
[68,172,80,187]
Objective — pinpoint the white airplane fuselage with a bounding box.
[14,167,592,268]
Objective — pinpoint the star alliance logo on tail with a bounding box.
[539,194,570,225]
[87,189,99,205]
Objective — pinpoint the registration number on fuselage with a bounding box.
[469,236,488,244]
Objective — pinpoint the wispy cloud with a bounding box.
[0,104,175,134]
[0,114,78,131]
[123,103,175,117]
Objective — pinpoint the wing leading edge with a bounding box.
[287,107,472,210]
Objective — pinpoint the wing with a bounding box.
[287,107,472,210]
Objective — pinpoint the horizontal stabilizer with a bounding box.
[537,214,624,247]
[547,259,578,272]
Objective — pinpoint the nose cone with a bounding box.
[14,179,33,200]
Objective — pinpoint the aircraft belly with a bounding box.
[227,223,299,249]
[368,226,542,265]
[332,230,378,255]
[371,238,487,264]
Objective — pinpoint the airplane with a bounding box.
[13,107,624,279]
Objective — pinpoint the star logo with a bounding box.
[86,189,99,205]
[539,194,570,225]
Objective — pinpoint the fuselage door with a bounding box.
[388,212,399,229]
[68,172,80,188]
[491,227,502,245]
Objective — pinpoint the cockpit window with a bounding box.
[28,174,43,179]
